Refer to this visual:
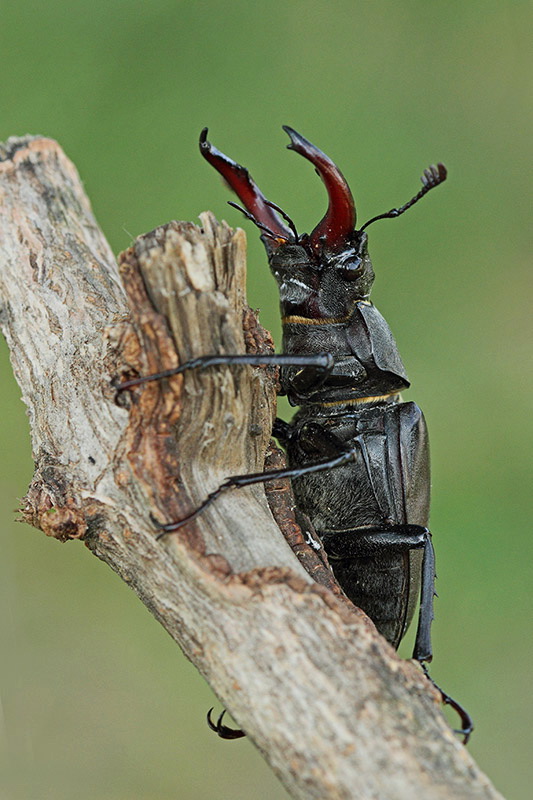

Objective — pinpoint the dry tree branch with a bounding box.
[0,136,503,800]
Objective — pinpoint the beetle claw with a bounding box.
[206,707,246,740]
[421,664,474,744]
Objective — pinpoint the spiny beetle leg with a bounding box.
[206,708,245,740]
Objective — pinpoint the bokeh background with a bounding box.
[1,2,531,798]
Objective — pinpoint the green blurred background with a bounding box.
[1,2,531,798]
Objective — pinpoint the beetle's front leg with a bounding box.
[115,352,334,392]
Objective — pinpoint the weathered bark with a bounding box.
[0,136,504,800]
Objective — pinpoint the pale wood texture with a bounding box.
[0,136,504,800]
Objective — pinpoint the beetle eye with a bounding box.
[338,257,363,280]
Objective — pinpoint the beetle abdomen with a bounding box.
[322,548,422,648]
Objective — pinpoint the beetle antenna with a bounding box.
[360,163,447,231]
[265,200,299,241]
[227,201,290,243]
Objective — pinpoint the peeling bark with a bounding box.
[0,136,504,800]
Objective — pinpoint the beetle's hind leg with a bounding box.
[420,664,474,745]
[321,525,435,661]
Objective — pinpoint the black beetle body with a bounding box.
[198,126,444,661]
[118,127,473,739]
[288,401,429,650]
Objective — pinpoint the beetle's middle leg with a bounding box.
[151,445,360,536]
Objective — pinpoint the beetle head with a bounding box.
[200,128,444,320]
[267,232,374,320]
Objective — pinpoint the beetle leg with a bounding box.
[322,525,429,558]
[321,525,435,661]
[413,530,436,663]
[206,708,246,740]
[114,352,334,391]
[420,665,474,745]
[325,523,435,662]
[154,447,359,537]
[284,361,340,403]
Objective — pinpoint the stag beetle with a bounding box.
[118,128,473,742]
